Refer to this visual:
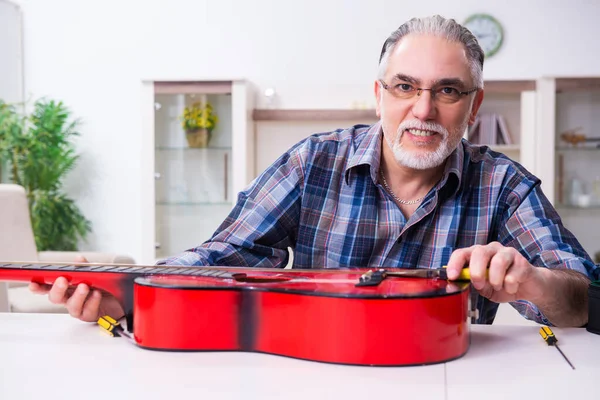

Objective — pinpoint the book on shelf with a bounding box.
[468,113,513,146]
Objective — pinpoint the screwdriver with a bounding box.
[98,315,133,341]
[539,326,575,370]
[356,266,482,286]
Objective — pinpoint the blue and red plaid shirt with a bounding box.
[158,122,598,325]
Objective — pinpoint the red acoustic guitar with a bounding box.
[0,262,472,366]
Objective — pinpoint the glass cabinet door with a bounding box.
[153,84,235,261]
[554,78,600,264]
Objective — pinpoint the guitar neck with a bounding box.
[0,262,240,284]
[0,262,235,332]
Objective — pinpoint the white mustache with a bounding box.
[397,120,449,138]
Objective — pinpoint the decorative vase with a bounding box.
[185,128,210,148]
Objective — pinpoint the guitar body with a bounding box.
[1,263,471,366]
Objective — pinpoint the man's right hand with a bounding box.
[29,277,125,322]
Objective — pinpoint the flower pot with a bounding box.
[185,128,210,148]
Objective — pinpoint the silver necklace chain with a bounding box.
[379,170,424,205]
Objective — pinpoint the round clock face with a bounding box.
[463,14,503,57]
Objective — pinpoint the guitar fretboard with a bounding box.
[0,263,235,279]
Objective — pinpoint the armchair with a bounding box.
[0,184,135,313]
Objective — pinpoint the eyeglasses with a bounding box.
[378,79,478,104]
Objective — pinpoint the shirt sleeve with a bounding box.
[497,175,599,325]
[156,147,305,268]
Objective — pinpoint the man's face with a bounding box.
[375,34,484,170]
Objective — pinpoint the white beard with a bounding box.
[385,118,468,170]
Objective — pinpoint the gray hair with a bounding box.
[378,15,484,89]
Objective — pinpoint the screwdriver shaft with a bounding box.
[555,345,575,370]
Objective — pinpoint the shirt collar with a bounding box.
[345,121,464,197]
[437,137,464,197]
[345,121,383,185]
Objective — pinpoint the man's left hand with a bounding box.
[446,242,545,303]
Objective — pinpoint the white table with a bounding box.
[0,313,598,400]
[447,323,600,399]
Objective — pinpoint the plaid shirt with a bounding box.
[159,123,599,325]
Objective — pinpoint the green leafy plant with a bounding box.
[0,98,91,251]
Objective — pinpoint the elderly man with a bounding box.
[31,15,598,328]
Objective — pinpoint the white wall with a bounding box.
[12,0,600,264]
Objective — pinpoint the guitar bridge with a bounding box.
[355,269,387,287]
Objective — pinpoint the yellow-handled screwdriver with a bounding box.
[98,315,133,341]
[539,326,575,370]
[386,266,483,281]
[356,266,485,286]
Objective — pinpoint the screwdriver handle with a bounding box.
[539,326,558,345]
[441,266,487,281]
[455,268,472,281]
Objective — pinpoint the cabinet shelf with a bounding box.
[556,146,600,152]
[156,146,232,151]
[555,204,600,210]
[489,144,520,152]
[156,201,232,206]
[253,109,378,121]
[556,77,600,92]
[483,80,536,93]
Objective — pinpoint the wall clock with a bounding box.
[463,14,504,58]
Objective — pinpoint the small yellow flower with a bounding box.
[179,101,218,131]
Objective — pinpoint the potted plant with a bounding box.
[0,98,91,251]
[180,101,218,148]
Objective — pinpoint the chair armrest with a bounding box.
[37,251,136,265]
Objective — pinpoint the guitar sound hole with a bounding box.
[232,273,291,283]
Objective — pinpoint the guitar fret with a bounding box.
[102,266,122,272]
[165,268,188,275]
[109,267,133,273]
[138,267,162,274]
[89,266,110,271]
[173,268,197,275]
[72,265,96,271]
[119,267,147,273]
[158,267,176,275]
[57,265,79,271]
[150,267,171,274]
[144,267,167,274]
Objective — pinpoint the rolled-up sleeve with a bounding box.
[498,178,599,324]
